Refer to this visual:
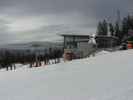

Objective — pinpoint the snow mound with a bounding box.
[0,50,133,100]
[95,50,111,56]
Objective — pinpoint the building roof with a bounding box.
[96,35,119,40]
[59,33,91,37]
[59,33,119,41]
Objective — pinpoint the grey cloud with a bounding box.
[0,19,16,45]
[13,24,96,42]
[0,0,132,17]
[0,0,132,44]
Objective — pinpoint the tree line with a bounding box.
[0,48,63,71]
[97,14,133,45]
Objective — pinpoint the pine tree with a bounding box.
[127,15,133,30]
[102,19,108,35]
[121,17,128,36]
[109,23,114,36]
[97,20,108,36]
[97,21,103,35]
[114,22,120,37]
[114,22,122,44]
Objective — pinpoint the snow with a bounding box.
[95,50,110,56]
[0,50,133,100]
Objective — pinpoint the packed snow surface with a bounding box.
[0,50,133,100]
[95,50,110,56]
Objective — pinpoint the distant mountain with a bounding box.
[0,41,63,50]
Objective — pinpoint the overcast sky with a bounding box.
[0,0,132,44]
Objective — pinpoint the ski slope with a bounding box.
[0,50,133,100]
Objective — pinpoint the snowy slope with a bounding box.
[0,50,133,100]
